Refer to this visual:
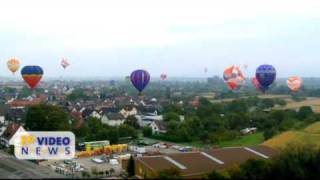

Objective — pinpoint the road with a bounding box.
[0,150,65,179]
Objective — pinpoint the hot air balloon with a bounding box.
[252,77,262,91]
[130,69,150,94]
[7,58,20,74]
[255,64,276,91]
[61,58,70,69]
[223,65,246,90]
[160,73,167,80]
[21,66,43,89]
[287,76,303,92]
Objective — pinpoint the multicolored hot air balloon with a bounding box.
[21,66,43,89]
[160,73,167,80]
[61,58,70,69]
[252,77,261,91]
[287,76,303,92]
[7,58,20,74]
[256,64,276,91]
[223,65,246,90]
[130,69,150,93]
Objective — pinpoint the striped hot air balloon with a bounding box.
[7,58,20,74]
[21,66,44,89]
[223,65,246,90]
[130,69,150,93]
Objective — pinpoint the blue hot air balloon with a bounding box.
[256,64,276,91]
[130,69,150,93]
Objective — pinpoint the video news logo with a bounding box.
[10,131,75,160]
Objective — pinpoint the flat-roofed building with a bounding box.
[129,145,277,179]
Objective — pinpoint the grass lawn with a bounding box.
[218,132,264,148]
[180,133,264,148]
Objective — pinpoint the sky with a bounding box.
[0,0,320,79]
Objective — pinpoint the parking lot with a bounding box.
[40,155,123,178]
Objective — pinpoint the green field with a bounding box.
[218,132,264,148]
[174,133,264,148]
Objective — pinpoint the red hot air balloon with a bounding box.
[252,77,261,91]
[160,73,167,80]
[21,66,44,89]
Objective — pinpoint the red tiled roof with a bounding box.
[2,123,21,140]
[8,98,42,107]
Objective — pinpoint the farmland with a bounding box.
[262,122,320,149]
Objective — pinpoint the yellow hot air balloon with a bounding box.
[7,58,20,74]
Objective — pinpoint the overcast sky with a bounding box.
[0,0,319,79]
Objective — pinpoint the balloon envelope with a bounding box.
[7,58,20,73]
[160,73,167,80]
[61,58,70,69]
[255,64,276,90]
[223,65,246,90]
[287,76,303,92]
[21,66,44,89]
[252,77,261,91]
[130,70,150,93]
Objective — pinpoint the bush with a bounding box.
[264,128,277,140]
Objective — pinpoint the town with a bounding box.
[0,77,319,179]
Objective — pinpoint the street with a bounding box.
[0,150,65,179]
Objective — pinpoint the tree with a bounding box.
[263,128,277,140]
[25,104,71,131]
[105,170,110,177]
[91,167,98,178]
[125,115,140,129]
[156,168,182,179]
[207,170,229,179]
[127,156,135,177]
[297,106,313,120]
[109,168,115,176]
[118,124,138,139]
[143,126,153,137]
[163,112,180,122]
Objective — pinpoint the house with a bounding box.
[124,145,277,179]
[0,123,26,147]
[119,106,138,118]
[136,115,163,127]
[101,112,125,126]
[149,120,167,134]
